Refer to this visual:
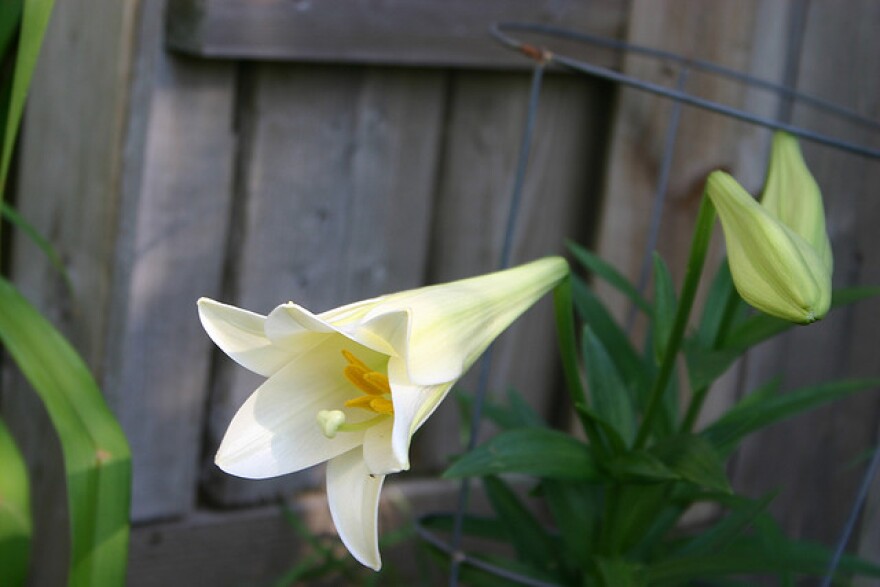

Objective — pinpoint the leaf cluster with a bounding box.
[0,3,132,586]
[442,241,880,586]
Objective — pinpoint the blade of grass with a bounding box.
[0,277,131,587]
[0,416,31,587]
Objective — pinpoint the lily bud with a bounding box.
[706,133,832,324]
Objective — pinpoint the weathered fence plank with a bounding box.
[166,0,628,68]
[3,0,139,583]
[202,64,447,505]
[732,0,880,549]
[414,70,611,471]
[103,50,238,522]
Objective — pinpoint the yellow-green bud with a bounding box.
[706,132,832,324]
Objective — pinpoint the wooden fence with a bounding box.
[3,0,879,584]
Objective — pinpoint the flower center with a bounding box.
[340,349,394,415]
[316,349,393,439]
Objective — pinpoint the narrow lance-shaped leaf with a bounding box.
[0,416,30,587]
[482,476,560,575]
[582,326,636,447]
[0,277,131,587]
[1,0,55,202]
[702,378,880,456]
[443,428,599,480]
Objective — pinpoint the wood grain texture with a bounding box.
[3,0,139,583]
[731,0,880,549]
[592,0,796,438]
[166,0,628,69]
[103,51,237,522]
[202,64,447,505]
[128,477,490,586]
[413,70,611,472]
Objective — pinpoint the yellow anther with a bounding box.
[344,396,376,409]
[342,349,369,370]
[344,365,387,396]
[363,371,390,394]
[369,397,394,415]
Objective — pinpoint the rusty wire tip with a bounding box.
[519,43,552,64]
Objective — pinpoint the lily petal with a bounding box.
[357,257,568,385]
[215,336,381,478]
[327,448,385,571]
[198,298,294,377]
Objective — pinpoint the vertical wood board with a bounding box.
[3,0,139,583]
[733,0,880,547]
[414,70,612,471]
[103,51,238,521]
[202,64,447,505]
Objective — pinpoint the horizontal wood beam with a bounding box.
[166,0,627,68]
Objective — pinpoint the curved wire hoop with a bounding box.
[491,21,880,159]
[424,21,880,587]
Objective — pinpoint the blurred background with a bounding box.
[3,0,879,584]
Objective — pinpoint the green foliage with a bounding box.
[0,278,132,586]
[441,204,880,585]
[0,417,30,587]
[0,4,132,585]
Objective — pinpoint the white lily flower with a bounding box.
[198,256,568,569]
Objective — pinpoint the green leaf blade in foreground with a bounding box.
[568,241,652,315]
[1,0,55,200]
[0,416,31,587]
[444,428,599,480]
[0,277,131,587]
[702,378,880,456]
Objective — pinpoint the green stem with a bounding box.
[553,277,607,454]
[681,281,741,432]
[634,195,716,449]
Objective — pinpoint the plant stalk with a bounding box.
[634,195,715,449]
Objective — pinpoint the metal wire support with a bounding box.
[419,20,880,587]
[490,22,880,160]
[446,58,547,587]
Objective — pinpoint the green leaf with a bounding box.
[0,416,30,587]
[696,260,745,348]
[443,428,599,480]
[572,275,650,396]
[583,326,636,447]
[603,482,673,554]
[676,491,777,557]
[651,434,730,494]
[608,450,681,483]
[418,513,509,542]
[651,254,677,364]
[568,240,652,314]
[702,378,880,456]
[1,0,55,201]
[0,0,22,59]
[2,202,72,290]
[456,388,543,432]
[482,476,560,574]
[594,556,645,587]
[0,277,131,586]
[647,538,880,584]
[721,286,880,352]
[542,480,599,570]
